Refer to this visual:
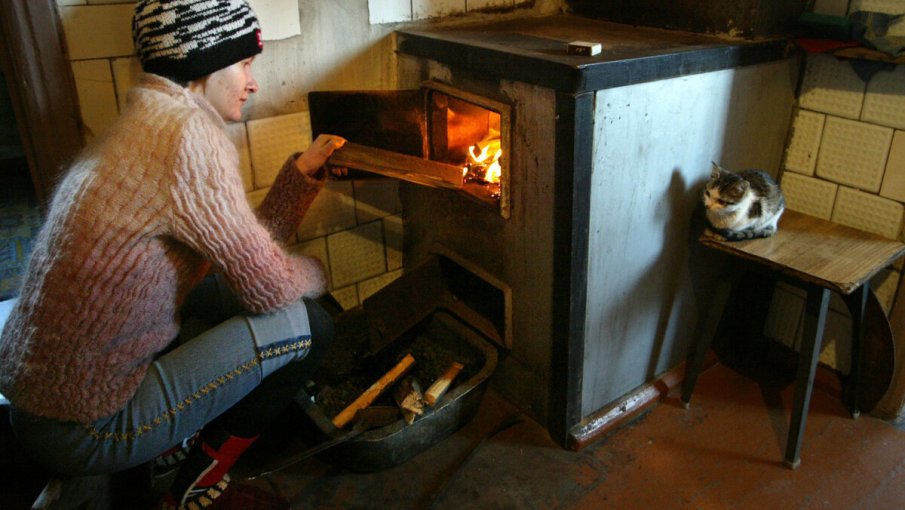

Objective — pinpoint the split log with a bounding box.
[332,353,415,429]
[424,361,465,406]
[393,377,426,425]
[328,142,463,190]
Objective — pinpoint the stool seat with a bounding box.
[699,210,905,295]
[682,210,905,469]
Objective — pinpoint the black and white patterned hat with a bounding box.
[133,0,263,83]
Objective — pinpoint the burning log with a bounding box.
[328,142,463,190]
[424,361,465,406]
[332,353,415,429]
[393,377,426,425]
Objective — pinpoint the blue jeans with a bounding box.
[10,274,327,476]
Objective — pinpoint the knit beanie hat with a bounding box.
[133,0,263,83]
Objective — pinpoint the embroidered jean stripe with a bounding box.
[85,337,312,442]
[259,335,311,360]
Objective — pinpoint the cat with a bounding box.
[702,162,785,241]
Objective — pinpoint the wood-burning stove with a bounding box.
[310,14,795,448]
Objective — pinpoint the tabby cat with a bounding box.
[702,162,785,241]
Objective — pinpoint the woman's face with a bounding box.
[195,57,259,122]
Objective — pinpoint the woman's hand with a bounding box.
[295,134,347,177]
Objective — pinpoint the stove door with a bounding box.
[308,89,426,158]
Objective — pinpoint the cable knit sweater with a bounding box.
[0,74,328,423]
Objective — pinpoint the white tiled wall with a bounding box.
[775,45,905,372]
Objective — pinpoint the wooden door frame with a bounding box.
[0,0,82,209]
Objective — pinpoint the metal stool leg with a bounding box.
[843,283,868,419]
[784,285,830,469]
[682,279,732,406]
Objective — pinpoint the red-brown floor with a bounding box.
[241,358,905,509]
[4,357,904,509]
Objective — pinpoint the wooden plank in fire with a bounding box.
[328,142,463,190]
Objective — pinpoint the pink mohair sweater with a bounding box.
[0,74,328,423]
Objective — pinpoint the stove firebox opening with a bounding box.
[425,82,511,218]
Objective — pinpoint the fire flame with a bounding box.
[463,128,502,185]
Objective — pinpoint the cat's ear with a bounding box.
[710,162,722,180]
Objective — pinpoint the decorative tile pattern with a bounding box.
[798,54,866,120]
[330,285,359,311]
[71,59,118,142]
[289,237,330,286]
[326,221,386,288]
[296,181,357,242]
[225,123,253,192]
[862,67,905,130]
[832,186,905,239]
[871,268,900,314]
[818,310,853,374]
[60,5,135,60]
[880,130,905,202]
[784,109,825,176]
[358,269,403,302]
[816,116,892,192]
[244,187,269,210]
[247,113,311,189]
[763,283,805,350]
[813,0,850,15]
[383,214,403,271]
[111,57,142,113]
[780,172,838,220]
[850,0,905,15]
[354,180,401,223]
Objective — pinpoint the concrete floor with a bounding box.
[237,354,905,510]
[3,354,904,509]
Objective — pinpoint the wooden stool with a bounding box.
[681,210,905,469]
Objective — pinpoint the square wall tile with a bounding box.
[813,0,850,15]
[872,268,900,314]
[247,112,311,189]
[816,116,893,192]
[818,310,853,374]
[763,282,805,350]
[327,221,386,288]
[780,172,838,220]
[61,5,135,60]
[798,54,866,120]
[369,0,412,24]
[71,59,118,142]
[245,187,269,210]
[289,236,330,286]
[832,186,905,239]
[850,1,905,15]
[413,0,466,19]
[862,66,905,130]
[225,123,254,192]
[358,269,404,302]
[354,179,401,223]
[331,285,360,311]
[880,130,905,202]
[383,214,403,271]
[784,109,825,176]
[297,181,358,241]
[111,57,142,113]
